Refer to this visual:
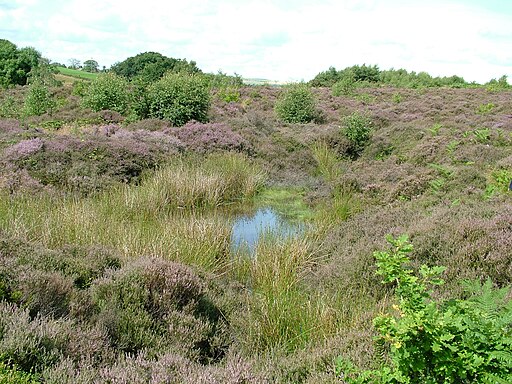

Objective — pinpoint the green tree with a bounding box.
[309,66,340,87]
[341,112,373,156]
[0,39,42,87]
[111,52,201,82]
[83,59,99,73]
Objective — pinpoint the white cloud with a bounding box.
[1,0,510,82]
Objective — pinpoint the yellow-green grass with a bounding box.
[0,153,264,272]
[311,141,343,184]
[232,235,329,351]
[0,151,371,354]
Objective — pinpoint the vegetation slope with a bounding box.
[0,46,511,383]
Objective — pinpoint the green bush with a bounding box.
[82,73,129,114]
[274,82,317,123]
[341,112,373,155]
[336,235,512,383]
[147,73,210,126]
[23,82,55,116]
[332,74,356,97]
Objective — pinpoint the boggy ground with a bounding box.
[0,84,511,383]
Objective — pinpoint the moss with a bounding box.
[255,187,314,221]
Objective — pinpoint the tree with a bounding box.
[83,59,99,73]
[68,58,81,69]
[110,52,201,82]
[0,39,42,87]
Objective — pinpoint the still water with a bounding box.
[230,208,304,254]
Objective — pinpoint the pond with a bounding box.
[230,207,305,255]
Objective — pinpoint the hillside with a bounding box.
[0,80,511,382]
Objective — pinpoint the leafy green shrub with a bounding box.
[484,168,512,198]
[274,82,318,123]
[341,112,373,156]
[336,235,512,383]
[428,122,443,136]
[486,75,510,92]
[23,82,55,116]
[473,127,491,143]
[147,73,210,126]
[82,73,130,114]
[332,75,356,97]
[71,80,89,97]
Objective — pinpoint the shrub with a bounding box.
[19,270,74,318]
[341,112,373,156]
[90,257,228,360]
[332,75,356,97]
[0,96,20,118]
[170,121,250,153]
[2,133,172,195]
[82,73,130,114]
[23,82,55,116]
[0,303,109,373]
[147,73,210,126]
[274,83,318,123]
[336,235,512,383]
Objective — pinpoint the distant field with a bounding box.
[243,78,289,86]
[56,66,99,80]
[54,68,285,86]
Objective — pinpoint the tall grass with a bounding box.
[311,141,342,184]
[232,235,339,352]
[0,153,265,272]
[119,153,265,213]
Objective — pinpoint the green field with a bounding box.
[55,66,99,80]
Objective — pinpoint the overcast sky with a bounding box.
[1,0,511,83]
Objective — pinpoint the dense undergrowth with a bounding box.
[0,71,511,383]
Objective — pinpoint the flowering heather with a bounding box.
[112,128,183,154]
[93,123,120,137]
[2,138,44,160]
[125,118,171,132]
[170,121,250,153]
[0,131,182,194]
[0,118,22,133]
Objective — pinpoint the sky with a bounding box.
[0,0,511,83]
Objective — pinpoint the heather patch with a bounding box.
[169,121,250,153]
[0,128,181,194]
[0,82,511,382]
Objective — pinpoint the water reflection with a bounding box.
[231,208,303,254]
